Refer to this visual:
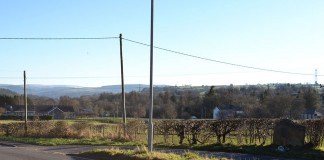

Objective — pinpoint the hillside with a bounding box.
[0,88,18,96]
[0,84,149,98]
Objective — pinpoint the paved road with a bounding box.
[0,142,113,160]
[0,141,300,160]
[0,145,85,160]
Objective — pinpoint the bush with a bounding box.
[0,115,52,120]
[2,122,25,137]
[27,121,55,138]
[39,115,53,120]
[125,120,146,141]
[1,118,323,149]
[0,121,119,139]
[70,121,91,138]
[0,115,22,120]
[302,119,324,147]
[49,121,71,138]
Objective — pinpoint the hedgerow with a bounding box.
[1,118,324,148]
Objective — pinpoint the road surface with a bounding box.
[0,145,84,160]
[0,142,113,160]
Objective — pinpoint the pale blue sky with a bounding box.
[0,0,323,87]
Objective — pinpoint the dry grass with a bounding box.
[76,147,227,160]
[0,121,125,140]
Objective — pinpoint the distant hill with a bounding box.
[0,84,149,98]
[0,88,18,96]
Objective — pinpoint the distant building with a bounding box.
[79,108,96,117]
[4,105,75,119]
[213,107,220,119]
[301,108,322,119]
[213,105,245,119]
[46,106,75,119]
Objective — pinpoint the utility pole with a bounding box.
[24,70,28,136]
[119,33,127,137]
[115,103,118,119]
[148,0,154,152]
[315,69,318,86]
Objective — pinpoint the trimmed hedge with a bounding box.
[0,115,52,120]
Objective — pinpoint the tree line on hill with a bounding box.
[0,84,323,119]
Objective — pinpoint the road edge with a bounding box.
[0,141,17,147]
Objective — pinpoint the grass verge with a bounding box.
[193,144,324,160]
[0,136,143,146]
[1,136,324,160]
[74,147,227,160]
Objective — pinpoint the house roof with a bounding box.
[80,108,94,113]
[6,105,36,112]
[8,105,74,113]
[47,107,64,114]
[303,108,317,114]
[303,108,322,115]
[54,106,74,112]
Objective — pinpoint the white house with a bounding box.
[213,105,244,119]
[213,107,221,119]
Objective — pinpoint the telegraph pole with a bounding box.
[148,0,154,152]
[24,71,28,136]
[119,33,127,137]
[315,69,318,86]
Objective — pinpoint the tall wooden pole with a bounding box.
[24,70,28,136]
[148,0,154,152]
[119,33,127,137]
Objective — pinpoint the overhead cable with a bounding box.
[0,37,118,40]
[0,36,321,76]
[122,37,322,76]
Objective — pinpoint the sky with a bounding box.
[0,0,323,87]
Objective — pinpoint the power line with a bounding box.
[0,37,118,40]
[122,37,323,76]
[0,36,322,77]
[0,77,21,79]
[1,72,247,79]
[31,76,114,79]
[0,71,262,78]
[0,76,116,79]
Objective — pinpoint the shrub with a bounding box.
[154,120,175,143]
[70,121,91,138]
[0,115,22,120]
[49,121,71,138]
[303,119,324,147]
[27,121,55,138]
[39,115,53,120]
[0,115,52,120]
[2,122,25,137]
[125,120,146,141]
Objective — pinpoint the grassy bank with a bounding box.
[0,136,143,146]
[1,136,324,160]
[74,147,227,160]
[193,144,324,160]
